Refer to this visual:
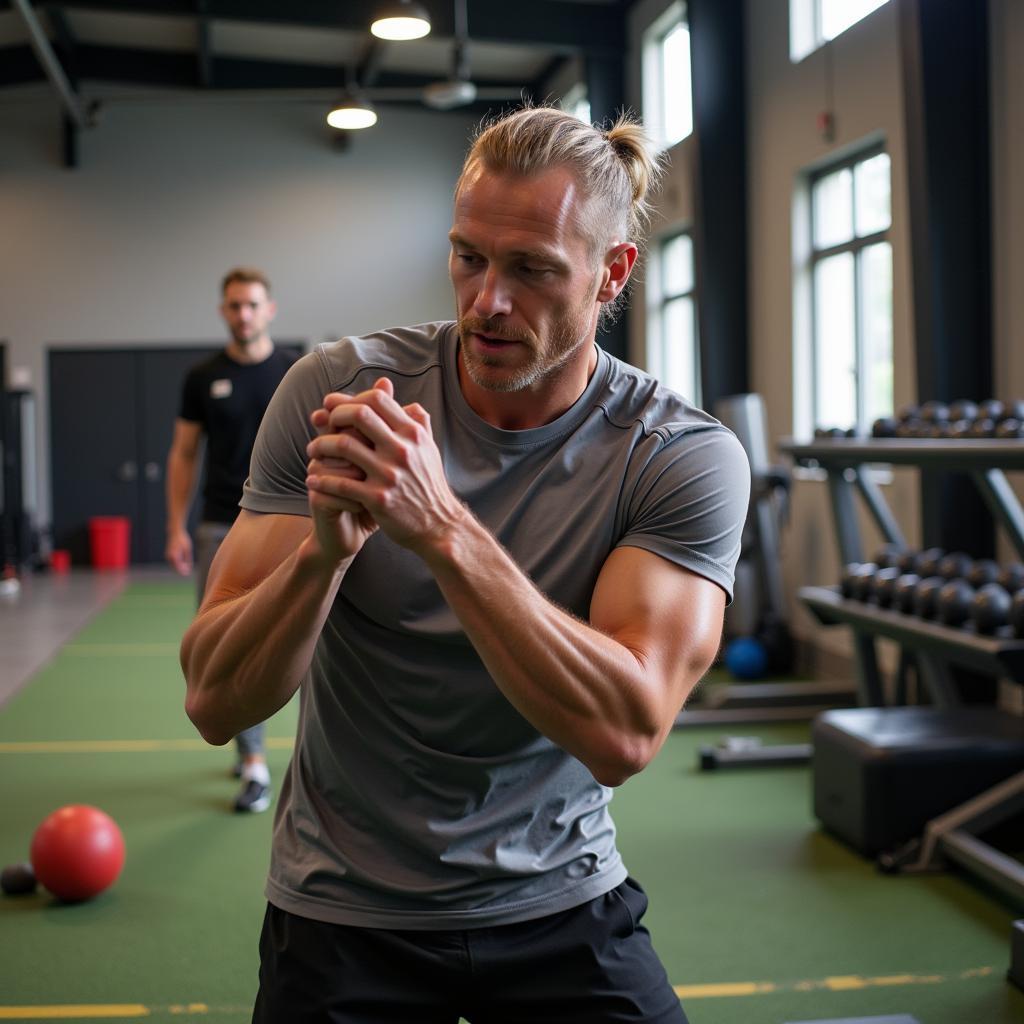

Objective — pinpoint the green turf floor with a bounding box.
[2,579,1023,1022]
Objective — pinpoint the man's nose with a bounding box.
[473,269,512,318]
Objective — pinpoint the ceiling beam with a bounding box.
[0,41,528,94]
[0,0,625,55]
[10,0,89,127]
[195,0,212,88]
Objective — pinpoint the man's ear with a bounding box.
[596,243,638,304]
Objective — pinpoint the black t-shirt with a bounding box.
[179,347,299,523]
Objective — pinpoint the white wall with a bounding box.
[0,87,476,526]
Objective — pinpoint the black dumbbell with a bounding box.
[874,545,904,570]
[971,583,1013,634]
[893,573,921,614]
[995,418,1024,440]
[937,579,975,627]
[873,567,903,607]
[969,418,996,438]
[949,400,979,422]
[998,564,1024,592]
[840,563,861,599]
[919,401,949,423]
[914,576,946,619]
[850,563,879,602]
[1003,400,1024,422]
[979,399,1005,422]
[967,559,1000,589]
[949,419,974,439]
[938,551,973,581]
[872,417,898,438]
[917,548,945,578]
[1011,591,1024,638]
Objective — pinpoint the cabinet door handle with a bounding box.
[117,460,138,482]
[144,461,161,482]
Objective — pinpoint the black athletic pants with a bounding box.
[253,877,688,1023]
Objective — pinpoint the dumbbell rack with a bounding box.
[780,437,1024,705]
[782,437,1024,979]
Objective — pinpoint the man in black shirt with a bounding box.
[166,267,297,812]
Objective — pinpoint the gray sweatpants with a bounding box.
[195,521,265,760]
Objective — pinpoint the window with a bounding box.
[642,3,692,150]
[648,232,700,403]
[804,149,892,434]
[791,0,889,61]
[560,82,591,126]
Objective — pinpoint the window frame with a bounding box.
[807,143,892,434]
[648,229,700,404]
[641,1,692,151]
[791,0,890,62]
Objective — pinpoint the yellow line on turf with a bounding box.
[0,737,294,754]
[0,1008,150,1020]
[675,966,992,1000]
[674,981,776,998]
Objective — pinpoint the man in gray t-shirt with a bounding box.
[181,107,749,1023]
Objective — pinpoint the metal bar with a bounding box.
[941,830,1024,906]
[853,466,907,548]
[852,629,885,706]
[908,770,1024,871]
[826,468,863,564]
[698,742,811,771]
[915,650,961,709]
[10,0,88,129]
[974,468,1024,560]
[782,438,1024,471]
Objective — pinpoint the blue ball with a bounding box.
[725,637,769,680]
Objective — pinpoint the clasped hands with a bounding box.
[305,377,463,562]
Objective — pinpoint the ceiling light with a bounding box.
[327,92,378,130]
[370,1,431,41]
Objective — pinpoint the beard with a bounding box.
[457,309,591,394]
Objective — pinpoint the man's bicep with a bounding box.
[201,510,309,610]
[590,546,725,703]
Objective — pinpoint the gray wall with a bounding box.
[0,88,475,527]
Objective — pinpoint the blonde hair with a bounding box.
[457,105,664,320]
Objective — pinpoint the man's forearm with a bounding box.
[181,534,349,745]
[166,452,197,533]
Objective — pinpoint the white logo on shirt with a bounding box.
[211,379,233,399]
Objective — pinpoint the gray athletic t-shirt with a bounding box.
[241,321,749,929]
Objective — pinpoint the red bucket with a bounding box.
[88,517,131,570]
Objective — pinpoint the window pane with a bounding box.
[814,252,856,428]
[662,22,693,146]
[812,167,854,250]
[860,241,893,424]
[821,0,889,41]
[663,295,697,401]
[854,152,891,236]
[662,233,693,296]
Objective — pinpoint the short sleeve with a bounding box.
[240,350,333,518]
[179,366,205,424]
[618,426,750,603]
